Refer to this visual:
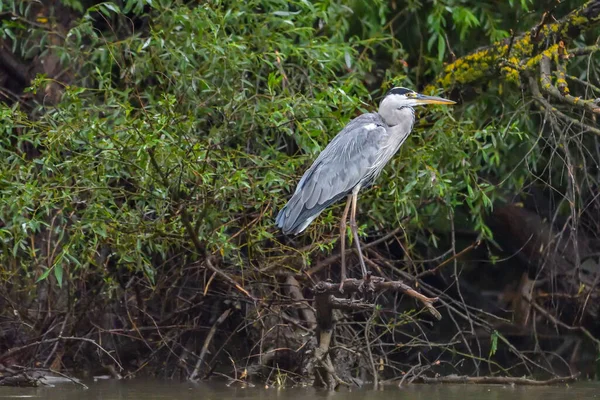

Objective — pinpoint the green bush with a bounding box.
[1,0,536,289]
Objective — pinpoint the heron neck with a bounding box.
[379,106,414,127]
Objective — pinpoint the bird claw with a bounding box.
[338,278,353,294]
[357,274,375,299]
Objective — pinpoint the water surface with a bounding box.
[0,380,598,400]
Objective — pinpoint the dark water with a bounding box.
[0,380,598,400]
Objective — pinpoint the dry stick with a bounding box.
[0,336,122,371]
[42,315,69,367]
[529,74,599,334]
[416,240,481,279]
[284,275,316,329]
[317,277,440,321]
[0,376,37,388]
[361,258,442,320]
[372,252,551,376]
[201,318,247,380]
[397,355,427,387]
[420,374,579,385]
[449,210,481,374]
[198,231,254,300]
[364,314,379,390]
[523,296,600,348]
[416,280,551,377]
[556,42,570,94]
[189,308,232,381]
[327,296,375,311]
[541,101,600,134]
[532,10,550,40]
[124,289,153,352]
[313,325,350,388]
[131,303,182,366]
[28,367,89,389]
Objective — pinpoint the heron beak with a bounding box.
[414,93,456,105]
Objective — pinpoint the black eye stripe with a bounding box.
[386,87,414,96]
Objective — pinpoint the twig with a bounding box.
[397,354,432,387]
[565,74,600,95]
[529,75,600,136]
[531,11,550,41]
[504,29,516,59]
[43,316,69,367]
[364,252,442,320]
[0,336,123,371]
[523,295,600,348]
[567,45,600,57]
[416,240,481,279]
[327,296,376,311]
[189,308,232,381]
[205,255,255,301]
[365,314,378,389]
[26,367,89,389]
[539,55,600,114]
[444,32,456,62]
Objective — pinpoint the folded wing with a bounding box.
[276,114,387,234]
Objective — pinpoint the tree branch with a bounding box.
[428,0,600,91]
[539,55,600,114]
[315,278,441,320]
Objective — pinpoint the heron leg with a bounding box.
[338,194,352,292]
[349,188,368,280]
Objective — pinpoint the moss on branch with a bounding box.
[425,0,600,92]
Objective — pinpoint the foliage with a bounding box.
[0,0,531,286]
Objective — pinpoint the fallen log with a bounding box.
[419,373,579,386]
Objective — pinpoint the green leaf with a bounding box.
[37,267,53,283]
[54,265,63,288]
[489,330,499,357]
[437,36,445,61]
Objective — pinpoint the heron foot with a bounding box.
[357,272,375,298]
[338,278,354,294]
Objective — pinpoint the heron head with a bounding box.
[381,87,456,109]
[378,87,455,126]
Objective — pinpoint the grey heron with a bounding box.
[276,87,456,287]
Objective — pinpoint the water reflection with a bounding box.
[0,380,598,400]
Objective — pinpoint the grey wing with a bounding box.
[276,114,387,235]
